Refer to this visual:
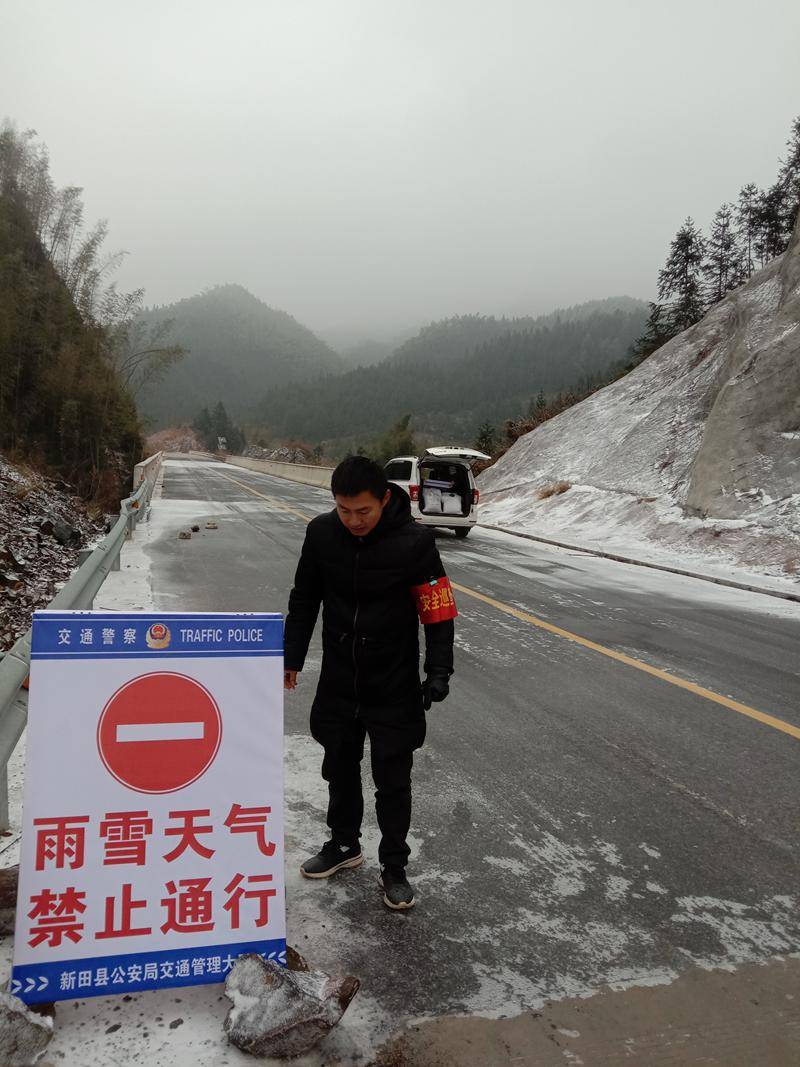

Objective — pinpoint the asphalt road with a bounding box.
[147,456,800,1041]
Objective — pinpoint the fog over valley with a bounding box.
[2,0,798,342]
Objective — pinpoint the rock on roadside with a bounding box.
[0,992,54,1066]
[224,954,359,1058]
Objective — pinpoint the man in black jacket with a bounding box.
[284,455,455,910]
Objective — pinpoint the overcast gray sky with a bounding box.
[2,0,799,343]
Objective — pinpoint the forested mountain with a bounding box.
[533,295,647,324]
[136,284,343,427]
[0,126,142,502]
[251,301,647,448]
[501,293,646,323]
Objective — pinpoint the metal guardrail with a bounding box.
[0,452,162,829]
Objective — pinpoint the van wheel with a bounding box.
[454,527,470,539]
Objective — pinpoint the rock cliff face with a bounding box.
[478,215,800,582]
[686,216,800,518]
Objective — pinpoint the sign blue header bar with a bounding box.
[31,612,284,659]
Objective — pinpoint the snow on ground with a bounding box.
[0,736,389,1067]
[2,722,798,1064]
[478,486,800,596]
[478,226,800,593]
[468,526,800,624]
[2,463,797,1064]
[0,473,389,1066]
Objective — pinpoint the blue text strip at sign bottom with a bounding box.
[11,939,286,1003]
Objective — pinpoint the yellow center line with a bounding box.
[215,470,316,523]
[451,580,800,742]
[216,466,800,742]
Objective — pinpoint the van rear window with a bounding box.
[385,460,413,480]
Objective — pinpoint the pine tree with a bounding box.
[192,407,214,449]
[210,401,245,453]
[631,303,674,360]
[212,401,230,447]
[776,115,800,242]
[657,218,707,332]
[754,183,787,265]
[702,203,740,304]
[735,183,760,280]
[370,414,416,464]
[193,402,244,452]
[474,420,496,454]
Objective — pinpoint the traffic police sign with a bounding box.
[12,610,285,1003]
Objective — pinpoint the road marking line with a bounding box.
[215,471,314,522]
[213,468,800,742]
[116,722,205,743]
[450,580,800,742]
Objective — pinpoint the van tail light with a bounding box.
[409,484,420,502]
[473,489,480,505]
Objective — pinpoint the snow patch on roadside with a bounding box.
[484,856,528,877]
[605,876,632,903]
[672,894,800,963]
[479,485,799,595]
[94,523,156,613]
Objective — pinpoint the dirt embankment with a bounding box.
[0,455,105,650]
[144,426,205,454]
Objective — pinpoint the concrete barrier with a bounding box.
[133,451,163,494]
[225,455,334,490]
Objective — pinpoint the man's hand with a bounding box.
[284,670,299,691]
[422,672,449,711]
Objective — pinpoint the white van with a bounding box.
[384,447,490,538]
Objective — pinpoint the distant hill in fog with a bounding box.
[338,338,398,368]
[136,284,343,428]
[500,294,647,322]
[251,298,648,447]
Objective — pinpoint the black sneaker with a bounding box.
[300,840,363,879]
[379,865,416,910]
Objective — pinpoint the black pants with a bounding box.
[320,717,416,869]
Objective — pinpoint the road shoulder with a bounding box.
[373,955,800,1066]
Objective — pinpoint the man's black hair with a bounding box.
[331,455,389,500]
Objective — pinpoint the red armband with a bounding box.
[411,576,458,623]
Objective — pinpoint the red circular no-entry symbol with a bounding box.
[97,672,222,794]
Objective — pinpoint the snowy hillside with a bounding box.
[478,216,800,588]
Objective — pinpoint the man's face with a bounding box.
[334,489,391,537]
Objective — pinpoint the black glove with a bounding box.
[422,672,450,711]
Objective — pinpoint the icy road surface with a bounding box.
[1,454,798,1066]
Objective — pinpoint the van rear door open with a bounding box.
[420,447,490,466]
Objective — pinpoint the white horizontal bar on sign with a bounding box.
[116,721,205,743]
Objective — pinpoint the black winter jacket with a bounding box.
[284,485,454,725]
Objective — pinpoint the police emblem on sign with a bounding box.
[146,623,171,649]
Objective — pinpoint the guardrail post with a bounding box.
[0,686,27,832]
